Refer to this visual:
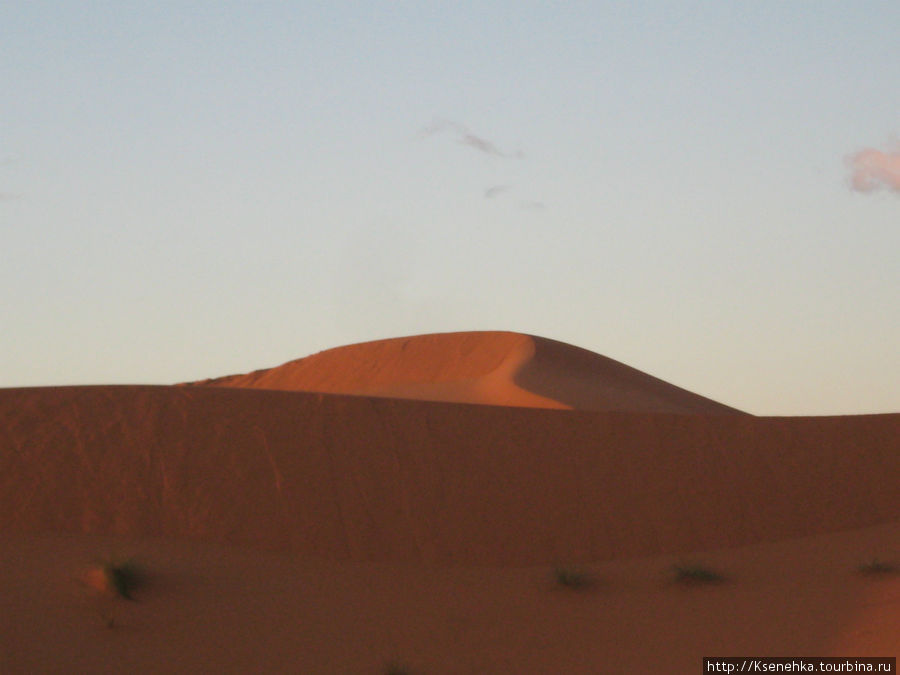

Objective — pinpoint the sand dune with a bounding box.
[185,331,745,414]
[2,333,897,673]
[2,385,895,564]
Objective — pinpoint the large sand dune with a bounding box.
[2,333,897,673]
[2,385,895,564]
[186,331,745,414]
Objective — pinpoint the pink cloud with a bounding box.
[846,145,900,193]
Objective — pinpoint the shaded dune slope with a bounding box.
[2,385,896,565]
[186,331,745,415]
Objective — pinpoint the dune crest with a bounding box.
[186,331,745,414]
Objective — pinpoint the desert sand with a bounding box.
[1,332,897,673]
[185,331,745,414]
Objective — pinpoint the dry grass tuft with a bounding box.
[671,563,726,585]
[856,559,898,576]
[553,566,594,590]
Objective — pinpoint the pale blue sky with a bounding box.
[2,2,898,415]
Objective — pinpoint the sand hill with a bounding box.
[1,333,897,673]
[185,331,745,414]
[1,384,896,563]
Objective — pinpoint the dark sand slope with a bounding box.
[185,331,745,414]
[2,385,895,565]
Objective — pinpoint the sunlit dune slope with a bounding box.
[185,331,745,414]
[2,385,895,565]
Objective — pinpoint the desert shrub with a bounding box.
[857,559,898,576]
[553,566,593,590]
[671,563,725,585]
[101,559,144,600]
[384,662,412,675]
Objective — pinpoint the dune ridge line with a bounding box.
[183,331,745,414]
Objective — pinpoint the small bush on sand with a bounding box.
[553,566,593,590]
[857,559,898,576]
[671,563,725,585]
[384,662,412,675]
[99,559,144,600]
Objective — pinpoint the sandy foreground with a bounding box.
[1,333,897,673]
[2,523,897,673]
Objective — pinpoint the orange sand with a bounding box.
[1,332,897,673]
[186,331,745,414]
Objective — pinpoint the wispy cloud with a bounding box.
[484,184,510,199]
[460,133,504,156]
[846,144,900,193]
[419,119,524,159]
[418,120,544,209]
